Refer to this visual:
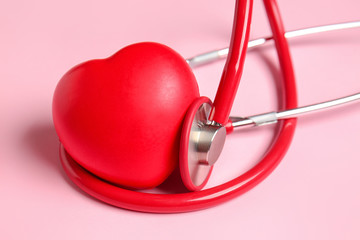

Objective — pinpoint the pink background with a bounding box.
[1,0,360,239]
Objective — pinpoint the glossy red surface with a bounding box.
[212,0,253,125]
[179,0,253,190]
[58,0,298,213]
[53,42,200,189]
[263,0,297,110]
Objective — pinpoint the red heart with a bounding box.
[53,42,199,189]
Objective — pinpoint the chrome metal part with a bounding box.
[197,124,226,166]
[248,112,278,126]
[186,21,360,68]
[187,103,226,187]
[231,92,360,128]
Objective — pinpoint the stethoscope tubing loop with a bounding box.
[60,0,298,213]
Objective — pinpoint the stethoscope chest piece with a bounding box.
[180,97,226,191]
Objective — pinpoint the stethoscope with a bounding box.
[53,0,360,213]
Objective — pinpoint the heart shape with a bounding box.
[53,42,199,189]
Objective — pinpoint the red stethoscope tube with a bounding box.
[211,0,253,125]
[60,0,297,213]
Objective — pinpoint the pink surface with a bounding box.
[1,0,359,239]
